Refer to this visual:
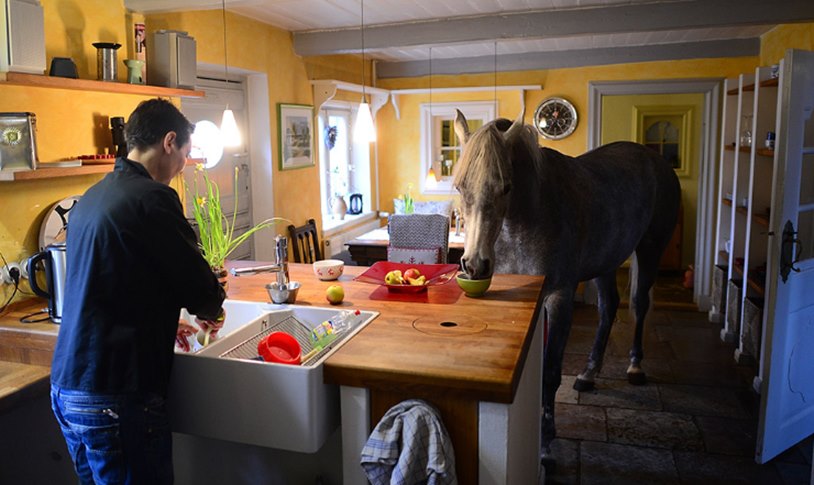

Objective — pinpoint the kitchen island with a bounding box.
[225,262,545,484]
[0,262,544,484]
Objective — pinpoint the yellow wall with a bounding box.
[760,22,814,65]
[376,57,757,212]
[375,89,522,210]
[145,10,318,239]
[1,2,811,309]
[1,3,356,306]
[0,1,170,306]
[601,93,705,268]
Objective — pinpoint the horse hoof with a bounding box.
[627,372,647,385]
[573,378,595,392]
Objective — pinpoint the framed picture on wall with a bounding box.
[277,103,314,171]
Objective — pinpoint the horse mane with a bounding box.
[453,118,543,192]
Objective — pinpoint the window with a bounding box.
[644,118,680,168]
[318,104,372,229]
[634,105,693,177]
[420,102,495,194]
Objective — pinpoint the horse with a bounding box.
[453,109,681,462]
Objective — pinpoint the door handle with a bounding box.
[780,220,803,283]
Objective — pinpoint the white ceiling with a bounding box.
[125,0,814,77]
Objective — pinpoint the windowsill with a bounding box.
[322,211,379,237]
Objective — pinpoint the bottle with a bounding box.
[310,309,361,347]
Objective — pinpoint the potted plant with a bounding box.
[187,164,288,290]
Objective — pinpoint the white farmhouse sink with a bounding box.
[169,300,378,453]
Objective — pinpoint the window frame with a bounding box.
[317,101,374,232]
[419,101,496,195]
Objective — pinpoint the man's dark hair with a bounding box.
[124,98,195,151]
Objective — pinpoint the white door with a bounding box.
[756,49,814,464]
[181,79,254,260]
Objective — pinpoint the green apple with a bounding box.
[384,270,404,285]
[326,285,345,305]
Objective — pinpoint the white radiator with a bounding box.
[323,219,381,257]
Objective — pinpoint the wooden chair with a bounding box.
[288,219,322,263]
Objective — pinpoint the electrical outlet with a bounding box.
[0,266,11,285]
[17,259,29,279]
[1,263,22,285]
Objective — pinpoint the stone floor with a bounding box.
[545,275,813,484]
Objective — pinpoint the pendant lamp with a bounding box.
[353,0,376,143]
[425,167,438,189]
[220,0,241,147]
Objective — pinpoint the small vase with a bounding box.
[212,266,229,293]
[331,195,348,220]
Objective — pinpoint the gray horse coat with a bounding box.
[453,110,681,461]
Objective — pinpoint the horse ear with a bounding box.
[454,109,470,145]
[503,108,526,142]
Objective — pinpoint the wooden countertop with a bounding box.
[0,361,50,413]
[0,298,59,410]
[0,262,544,411]
[227,262,544,404]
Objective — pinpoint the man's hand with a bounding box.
[176,319,197,352]
[195,308,226,339]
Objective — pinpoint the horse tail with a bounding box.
[628,255,638,320]
[628,252,654,319]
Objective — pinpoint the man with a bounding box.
[50,98,225,484]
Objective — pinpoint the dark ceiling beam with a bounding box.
[375,39,760,78]
[293,0,814,56]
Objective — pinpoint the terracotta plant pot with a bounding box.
[213,266,229,293]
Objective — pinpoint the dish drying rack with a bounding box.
[219,314,341,367]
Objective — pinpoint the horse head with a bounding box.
[454,108,525,279]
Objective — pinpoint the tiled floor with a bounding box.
[545,273,814,484]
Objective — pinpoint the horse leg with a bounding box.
[628,250,659,385]
[541,285,576,464]
[574,270,620,392]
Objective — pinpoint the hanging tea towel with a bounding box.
[360,399,457,485]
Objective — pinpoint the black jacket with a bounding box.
[51,158,225,395]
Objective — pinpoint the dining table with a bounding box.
[345,227,466,266]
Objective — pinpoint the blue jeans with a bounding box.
[50,386,173,484]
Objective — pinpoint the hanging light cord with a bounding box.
[429,46,432,111]
[429,46,433,170]
[222,0,229,83]
[360,0,366,102]
[494,41,497,112]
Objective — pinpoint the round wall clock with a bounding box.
[534,97,578,140]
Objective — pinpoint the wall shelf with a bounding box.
[1,158,204,182]
[733,264,765,296]
[725,145,775,157]
[0,164,113,181]
[722,198,769,228]
[1,72,204,98]
[726,77,779,95]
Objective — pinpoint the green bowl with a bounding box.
[456,274,492,297]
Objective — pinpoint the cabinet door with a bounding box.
[756,49,814,464]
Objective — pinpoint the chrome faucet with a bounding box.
[230,235,289,287]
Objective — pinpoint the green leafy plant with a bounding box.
[188,164,288,269]
[402,182,414,215]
